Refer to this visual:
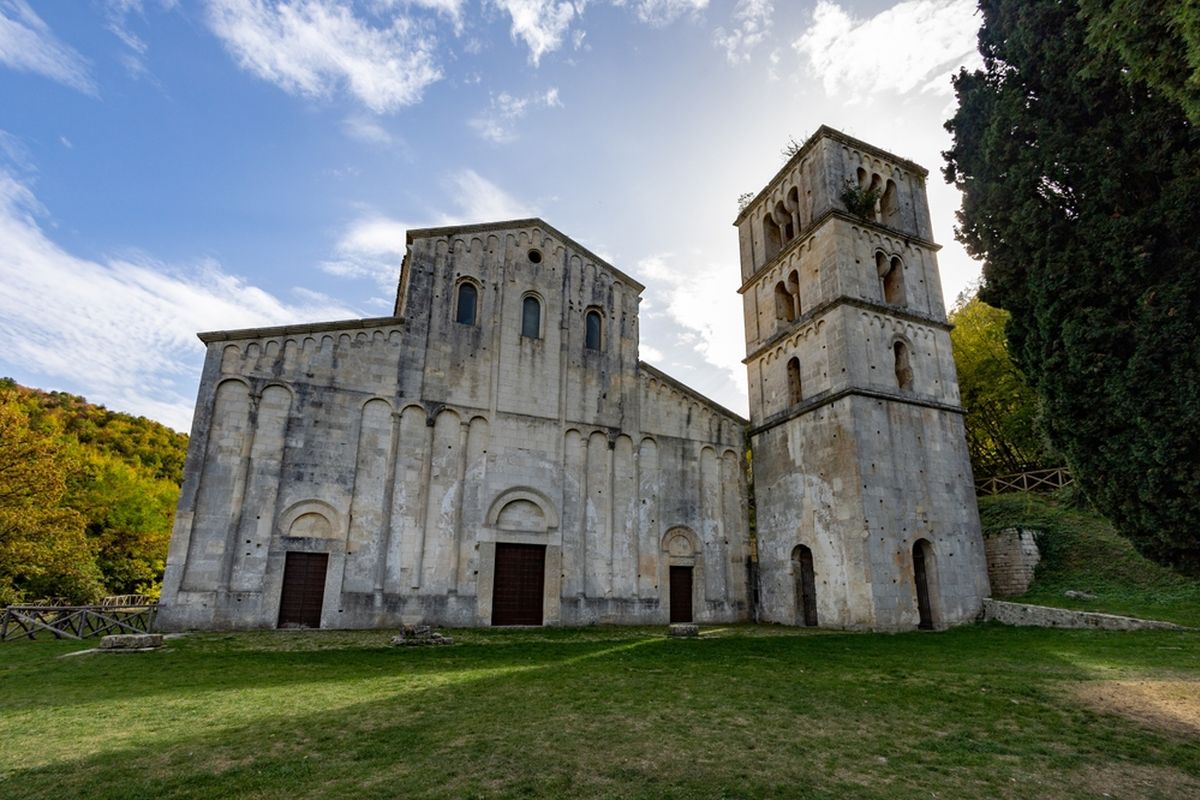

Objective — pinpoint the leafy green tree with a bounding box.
[949,293,1054,478]
[0,399,103,604]
[944,0,1200,572]
[1080,0,1200,124]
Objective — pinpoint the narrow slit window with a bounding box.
[521,295,541,339]
[894,340,913,391]
[455,282,477,325]
[585,310,602,351]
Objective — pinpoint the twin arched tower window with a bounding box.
[876,253,906,307]
[774,270,802,327]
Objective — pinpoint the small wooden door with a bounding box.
[913,541,933,630]
[491,543,546,626]
[669,565,693,623]
[794,546,818,627]
[278,552,328,628]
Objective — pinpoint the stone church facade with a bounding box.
[157,126,989,632]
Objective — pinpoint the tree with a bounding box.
[944,0,1200,573]
[1080,0,1200,124]
[0,399,103,604]
[948,293,1054,478]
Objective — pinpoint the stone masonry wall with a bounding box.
[984,528,1040,597]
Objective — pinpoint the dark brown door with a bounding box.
[913,542,933,630]
[794,546,818,627]
[669,565,693,623]
[278,552,328,628]
[491,543,545,626]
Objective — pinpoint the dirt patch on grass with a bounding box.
[1070,762,1200,799]
[1074,680,1200,737]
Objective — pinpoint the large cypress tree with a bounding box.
[944,0,1200,573]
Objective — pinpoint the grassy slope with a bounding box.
[0,625,1198,800]
[978,493,1200,627]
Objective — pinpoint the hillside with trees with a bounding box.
[944,0,1200,574]
[0,379,187,604]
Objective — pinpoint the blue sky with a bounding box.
[0,0,983,430]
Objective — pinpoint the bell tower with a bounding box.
[735,126,989,630]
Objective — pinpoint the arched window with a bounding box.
[787,186,801,235]
[763,213,782,260]
[894,340,913,391]
[787,269,801,317]
[877,253,906,306]
[775,201,794,242]
[585,309,602,351]
[455,281,478,325]
[774,281,795,323]
[787,357,802,406]
[521,295,541,339]
[880,179,899,226]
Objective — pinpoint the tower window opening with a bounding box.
[878,253,906,307]
[521,295,542,339]
[585,309,603,351]
[775,201,795,242]
[894,340,913,391]
[774,282,796,323]
[455,281,478,325]
[881,179,899,226]
[764,213,782,260]
[787,357,803,406]
[788,269,801,317]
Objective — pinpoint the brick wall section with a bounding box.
[983,527,1040,597]
[982,599,1186,631]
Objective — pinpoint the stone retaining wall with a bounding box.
[982,599,1185,631]
[983,528,1040,597]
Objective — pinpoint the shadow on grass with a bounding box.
[2,625,1199,799]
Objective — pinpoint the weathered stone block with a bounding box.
[668,623,699,637]
[99,634,164,650]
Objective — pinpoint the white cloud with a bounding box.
[0,169,358,431]
[206,0,443,113]
[628,0,707,27]
[0,0,97,94]
[322,168,535,284]
[491,0,576,65]
[635,253,745,396]
[713,0,771,65]
[469,87,562,143]
[639,343,663,362]
[794,0,980,98]
[341,115,396,145]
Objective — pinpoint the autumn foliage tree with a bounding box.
[948,293,1054,479]
[0,380,187,603]
[944,0,1200,572]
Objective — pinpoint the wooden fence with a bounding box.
[0,603,157,642]
[975,467,1073,497]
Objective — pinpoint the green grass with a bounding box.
[1,625,1198,799]
[978,492,1200,626]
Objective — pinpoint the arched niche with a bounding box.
[278,499,343,541]
[485,488,560,532]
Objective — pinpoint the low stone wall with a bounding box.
[982,599,1185,631]
[983,528,1040,597]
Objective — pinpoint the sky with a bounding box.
[0,0,985,431]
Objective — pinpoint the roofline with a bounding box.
[638,361,750,426]
[732,125,931,227]
[406,218,646,293]
[198,316,403,343]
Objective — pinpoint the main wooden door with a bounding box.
[278,552,328,628]
[794,545,818,627]
[491,543,545,626]
[913,541,933,630]
[669,565,693,623]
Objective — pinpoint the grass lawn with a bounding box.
[1,624,1198,799]
[978,493,1200,627]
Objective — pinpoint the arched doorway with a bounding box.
[913,539,935,630]
[792,545,818,627]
